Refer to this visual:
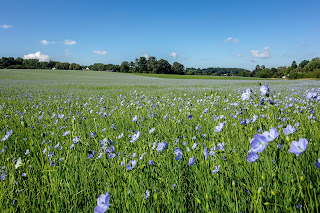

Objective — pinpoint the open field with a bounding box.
[0,69,320,212]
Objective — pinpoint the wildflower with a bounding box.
[62,130,70,136]
[149,127,155,134]
[187,115,193,120]
[247,152,259,163]
[203,145,208,160]
[110,124,115,129]
[73,136,80,143]
[250,134,268,153]
[15,157,23,169]
[157,142,168,153]
[192,143,198,149]
[70,144,74,149]
[214,122,225,133]
[42,148,47,154]
[289,138,308,156]
[262,127,279,142]
[94,192,110,213]
[25,149,29,155]
[126,160,137,170]
[260,84,269,96]
[1,129,13,142]
[306,92,318,99]
[132,115,138,122]
[118,133,124,139]
[1,171,6,181]
[241,89,251,101]
[283,125,296,135]
[108,153,116,159]
[144,190,150,199]
[47,151,54,158]
[91,132,97,137]
[130,131,140,142]
[50,160,55,166]
[188,156,196,166]
[212,165,220,174]
[214,143,225,152]
[149,160,154,165]
[174,148,182,161]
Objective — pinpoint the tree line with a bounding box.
[0,56,319,78]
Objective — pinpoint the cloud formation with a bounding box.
[224,37,239,44]
[93,50,108,55]
[141,53,149,59]
[237,53,243,57]
[169,52,177,58]
[40,40,55,45]
[24,52,50,62]
[0,24,12,29]
[250,46,271,59]
[64,40,76,45]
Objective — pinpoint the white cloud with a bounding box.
[0,24,12,29]
[64,40,76,45]
[236,53,243,57]
[248,58,256,63]
[141,53,149,59]
[23,52,50,62]
[250,46,271,59]
[40,40,55,45]
[224,37,239,44]
[93,50,108,55]
[169,52,177,58]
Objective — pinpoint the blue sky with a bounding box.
[0,0,319,70]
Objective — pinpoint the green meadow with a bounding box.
[0,69,319,212]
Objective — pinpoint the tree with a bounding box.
[137,57,148,73]
[299,60,309,68]
[120,61,130,73]
[156,59,172,74]
[147,56,157,73]
[291,61,297,69]
[69,63,81,70]
[171,62,185,75]
[90,63,106,71]
[22,59,39,69]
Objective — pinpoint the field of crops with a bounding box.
[0,69,319,212]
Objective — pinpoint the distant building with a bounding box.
[52,67,56,70]
[85,67,90,70]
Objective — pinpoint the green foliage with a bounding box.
[0,69,319,212]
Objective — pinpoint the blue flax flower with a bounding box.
[283,125,296,135]
[94,192,110,213]
[261,127,279,142]
[289,138,308,156]
[188,156,195,166]
[174,148,182,161]
[241,89,251,101]
[247,152,259,163]
[260,84,269,96]
[214,122,225,132]
[250,134,268,153]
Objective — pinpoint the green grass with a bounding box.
[0,69,319,212]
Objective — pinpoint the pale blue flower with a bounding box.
[261,127,279,142]
[241,89,251,101]
[94,192,110,213]
[250,134,268,153]
[130,131,141,142]
[132,115,138,122]
[247,152,259,163]
[188,156,195,166]
[62,130,70,136]
[144,190,150,199]
[126,160,137,170]
[174,147,182,161]
[289,138,308,156]
[260,84,269,96]
[214,122,225,133]
[149,127,155,134]
[212,165,220,174]
[25,149,29,155]
[283,125,296,135]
